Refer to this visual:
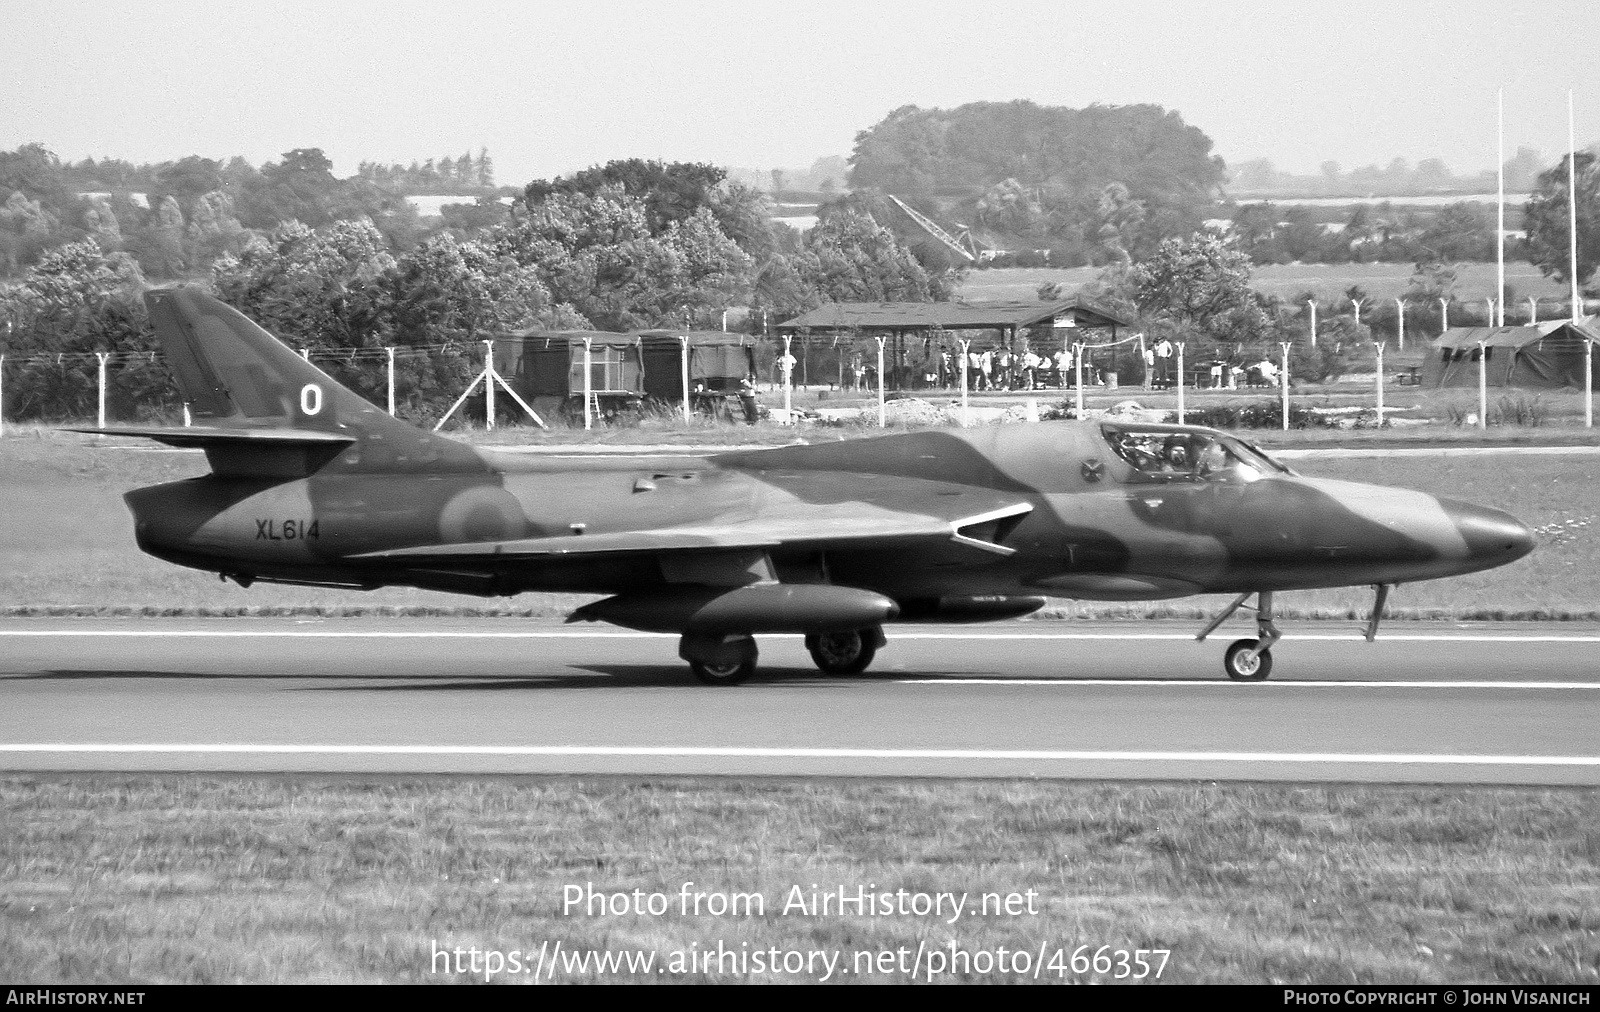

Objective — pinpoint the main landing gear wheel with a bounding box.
[680,632,758,686]
[805,629,880,675]
[689,657,757,686]
[1223,638,1273,681]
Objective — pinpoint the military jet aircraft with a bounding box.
[77,287,1535,684]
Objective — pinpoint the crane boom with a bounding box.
[887,195,976,262]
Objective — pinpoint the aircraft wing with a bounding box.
[351,501,1033,561]
[66,426,356,448]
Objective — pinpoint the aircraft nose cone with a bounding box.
[1443,499,1535,566]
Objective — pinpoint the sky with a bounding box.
[4,0,1598,188]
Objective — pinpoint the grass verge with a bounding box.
[1,778,1596,984]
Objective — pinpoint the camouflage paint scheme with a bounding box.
[82,288,1534,683]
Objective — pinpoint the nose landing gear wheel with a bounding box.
[805,629,879,675]
[1224,638,1273,681]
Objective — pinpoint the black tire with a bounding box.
[689,657,756,686]
[805,629,878,675]
[1223,638,1273,681]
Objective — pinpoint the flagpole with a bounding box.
[1497,88,1506,326]
[1570,90,1581,324]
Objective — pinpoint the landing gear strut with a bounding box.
[680,632,758,686]
[804,627,886,675]
[1198,591,1282,682]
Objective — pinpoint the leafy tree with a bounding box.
[212,218,396,350]
[1522,151,1600,288]
[1131,233,1269,347]
[523,160,729,236]
[0,239,173,419]
[0,143,74,210]
[439,196,511,236]
[150,156,223,209]
[797,207,942,302]
[1414,202,1494,262]
[846,100,1226,256]
[387,232,581,342]
[490,187,754,331]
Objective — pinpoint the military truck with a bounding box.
[495,329,759,423]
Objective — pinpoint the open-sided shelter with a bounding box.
[1422,319,1600,390]
[776,297,1136,389]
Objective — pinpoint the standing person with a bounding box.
[1054,346,1072,389]
[1143,346,1156,390]
[738,374,759,424]
[978,346,994,392]
[1154,338,1174,388]
[1021,347,1040,390]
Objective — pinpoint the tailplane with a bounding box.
[71,286,485,476]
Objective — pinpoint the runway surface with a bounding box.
[2,618,1597,783]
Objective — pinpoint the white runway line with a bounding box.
[3,630,1600,643]
[1,743,1596,767]
[1273,445,1600,458]
[895,679,1600,689]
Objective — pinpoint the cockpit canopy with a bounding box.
[1101,423,1291,484]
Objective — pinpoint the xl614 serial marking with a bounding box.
[255,519,320,541]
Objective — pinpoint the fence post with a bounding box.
[1477,341,1488,431]
[1528,296,1538,325]
[386,347,395,416]
[1280,342,1291,431]
[1307,300,1317,348]
[680,336,691,423]
[1586,339,1593,429]
[1373,342,1385,428]
[1175,343,1186,425]
[875,335,886,428]
[1395,298,1405,351]
[96,352,109,429]
[782,334,793,422]
[483,340,495,432]
[0,353,5,438]
[959,338,971,427]
[1440,298,1449,334]
[1074,342,1084,418]
[583,337,592,431]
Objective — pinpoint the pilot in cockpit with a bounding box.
[1160,436,1191,473]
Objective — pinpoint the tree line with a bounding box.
[0,158,958,421]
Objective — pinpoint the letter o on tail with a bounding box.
[300,384,323,416]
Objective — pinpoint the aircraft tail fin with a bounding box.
[87,286,485,476]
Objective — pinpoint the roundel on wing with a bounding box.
[439,486,529,543]
[1081,458,1106,483]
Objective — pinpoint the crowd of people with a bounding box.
[823,337,1288,393]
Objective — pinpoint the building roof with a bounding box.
[776,297,1134,333]
[506,329,756,348]
[1431,319,1600,351]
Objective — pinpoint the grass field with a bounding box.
[959,263,1575,306]
[2,426,1594,618]
[2,778,1596,984]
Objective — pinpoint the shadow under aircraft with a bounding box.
[76,288,1535,684]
